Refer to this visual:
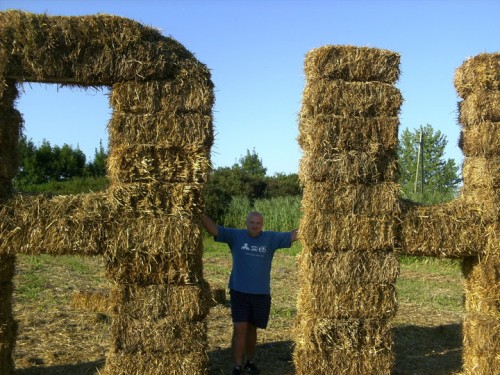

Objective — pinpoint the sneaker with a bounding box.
[243,360,260,374]
[232,366,243,375]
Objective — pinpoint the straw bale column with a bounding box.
[101,62,214,375]
[0,79,21,375]
[294,46,402,374]
[455,52,500,374]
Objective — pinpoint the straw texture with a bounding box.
[455,52,500,374]
[0,10,214,374]
[294,45,402,374]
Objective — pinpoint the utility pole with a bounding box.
[413,128,424,194]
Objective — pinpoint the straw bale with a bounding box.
[110,76,214,114]
[400,200,489,257]
[454,52,500,98]
[294,321,393,375]
[103,350,208,375]
[301,182,401,215]
[0,108,22,180]
[299,211,399,252]
[462,312,500,374]
[459,121,500,157]
[297,248,399,285]
[0,254,15,282]
[0,10,204,84]
[0,79,18,106]
[71,289,112,313]
[294,347,393,375]
[294,315,392,354]
[0,193,110,255]
[210,286,227,306]
[464,256,500,317]
[298,115,399,153]
[462,156,500,191]
[459,90,500,126]
[301,80,402,118]
[299,149,398,184]
[486,222,499,256]
[110,282,210,321]
[108,182,204,217]
[0,281,16,375]
[0,180,13,201]
[0,316,16,375]
[109,112,213,149]
[304,45,400,84]
[0,281,13,317]
[0,203,18,254]
[105,216,204,285]
[297,281,397,319]
[459,186,499,219]
[107,144,211,184]
[111,317,207,354]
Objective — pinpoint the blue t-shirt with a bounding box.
[215,226,292,295]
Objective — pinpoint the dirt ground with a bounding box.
[11,254,464,375]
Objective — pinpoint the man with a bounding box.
[201,212,298,375]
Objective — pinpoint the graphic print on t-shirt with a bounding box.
[241,243,267,257]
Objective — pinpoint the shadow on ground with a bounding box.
[208,340,295,375]
[15,359,104,375]
[209,324,463,375]
[392,323,463,375]
[14,324,462,375]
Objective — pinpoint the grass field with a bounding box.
[10,238,465,375]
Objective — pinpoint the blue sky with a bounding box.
[1,0,498,175]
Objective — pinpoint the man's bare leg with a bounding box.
[232,322,248,366]
[245,323,257,361]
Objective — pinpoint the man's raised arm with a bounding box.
[201,214,219,237]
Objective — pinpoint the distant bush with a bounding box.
[16,176,109,195]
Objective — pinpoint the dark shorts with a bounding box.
[229,289,272,329]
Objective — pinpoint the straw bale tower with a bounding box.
[295,45,402,374]
[0,11,213,375]
[455,52,500,374]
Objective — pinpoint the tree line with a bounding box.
[14,135,107,188]
[13,124,461,218]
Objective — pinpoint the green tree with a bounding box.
[85,140,108,177]
[265,172,301,198]
[204,148,269,218]
[54,144,86,179]
[398,124,461,203]
[14,137,88,188]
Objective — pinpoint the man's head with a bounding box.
[246,211,264,238]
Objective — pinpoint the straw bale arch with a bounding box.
[0,10,213,374]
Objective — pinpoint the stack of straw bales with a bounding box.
[0,11,214,374]
[455,52,499,374]
[102,33,214,375]
[0,77,20,375]
[295,45,402,374]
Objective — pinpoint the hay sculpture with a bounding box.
[295,45,403,374]
[296,46,499,374]
[454,52,500,374]
[0,9,498,375]
[0,10,213,375]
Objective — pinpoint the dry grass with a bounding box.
[10,241,466,375]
